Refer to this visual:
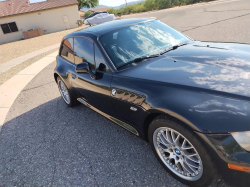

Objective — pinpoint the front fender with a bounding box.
[143,84,250,133]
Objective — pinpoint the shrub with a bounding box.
[107,0,215,16]
[84,11,92,18]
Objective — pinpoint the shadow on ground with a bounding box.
[0,95,185,187]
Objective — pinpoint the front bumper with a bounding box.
[196,132,250,187]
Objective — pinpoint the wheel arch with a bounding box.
[143,109,201,142]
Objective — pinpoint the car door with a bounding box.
[71,37,115,114]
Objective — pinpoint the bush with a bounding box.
[84,11,92,18]
[107,0,215,16]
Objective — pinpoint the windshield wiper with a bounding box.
[117,54,160,69]
[160,42,189,55]
[116,42,189,69]
[133,54,160,62]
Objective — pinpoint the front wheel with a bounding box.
[148,115,221,187]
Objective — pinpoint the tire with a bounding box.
[148,115,221,187]
[57,76,79,107]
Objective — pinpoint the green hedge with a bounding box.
[84,11,92,18]
[108,0,215,16]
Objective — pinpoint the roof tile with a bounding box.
[0,0,78,17]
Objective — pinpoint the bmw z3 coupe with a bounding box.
[54,18,250,187]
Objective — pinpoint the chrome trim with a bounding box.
[78,97,139,136]
[77,98,88,106]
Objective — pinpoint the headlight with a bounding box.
[231,131,250,152]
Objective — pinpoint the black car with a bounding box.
[54,18,250,187]
[84,11,108,20]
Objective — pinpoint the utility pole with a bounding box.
[125,0,127,6]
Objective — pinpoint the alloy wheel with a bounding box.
[153,127,203,181]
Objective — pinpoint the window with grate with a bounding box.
[1,22,19,34]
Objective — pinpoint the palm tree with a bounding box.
[77,0,98,11]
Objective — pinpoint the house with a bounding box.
[88,7,109,13]
[0,0,80,44]
[78,10,85,19]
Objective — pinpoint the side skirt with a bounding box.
[77,98,139,136]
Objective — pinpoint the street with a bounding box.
[0,0,249,186]
[125,0,250,44]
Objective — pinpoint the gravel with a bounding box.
[0,48,58,85]
[0,25,88,64]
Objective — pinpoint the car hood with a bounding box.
[118,41,250,98]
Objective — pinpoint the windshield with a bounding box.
[99,20,191,67]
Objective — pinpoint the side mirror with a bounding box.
[75,62,96,79]
[76,62,89,73]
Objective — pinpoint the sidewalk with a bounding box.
[0,43,59,73]
[0,51,58,129]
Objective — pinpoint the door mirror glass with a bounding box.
[75,62,89,73]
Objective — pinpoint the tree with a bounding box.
[77,0,98,11]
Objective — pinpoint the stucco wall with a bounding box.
[0,5,80,44]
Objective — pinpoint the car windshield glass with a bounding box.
[99,20,191,68]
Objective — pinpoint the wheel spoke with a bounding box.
[171,130,176,142]
[162,131,170,144]
[181,139,186,148]
[174,134,181,146]
[185,162,196,173]
[185,155,200,163]
[182,145,193,150]
[180,161,192,175]
[157,135,169,147]
[165,130,173,143]
[183,152,197,157]
[185,158,199,169]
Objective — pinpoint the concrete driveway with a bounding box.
[0,0,249,186]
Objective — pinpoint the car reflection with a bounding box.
[146,54,250,96]
[189,99,248,116]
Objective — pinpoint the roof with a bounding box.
[88,7,109,13]
[65,18,154,38]
[0,0,78,18]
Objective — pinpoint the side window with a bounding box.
[94,45,111,73]
[74,37,95,70]
[60,38,74,63]
[1,22,18,34]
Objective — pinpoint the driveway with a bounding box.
[0,62,187,186]
[0,0,249,186]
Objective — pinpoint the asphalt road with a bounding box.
[0,0,249,186]
[125,0,250,44]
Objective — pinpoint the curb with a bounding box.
[0,51,58,130]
